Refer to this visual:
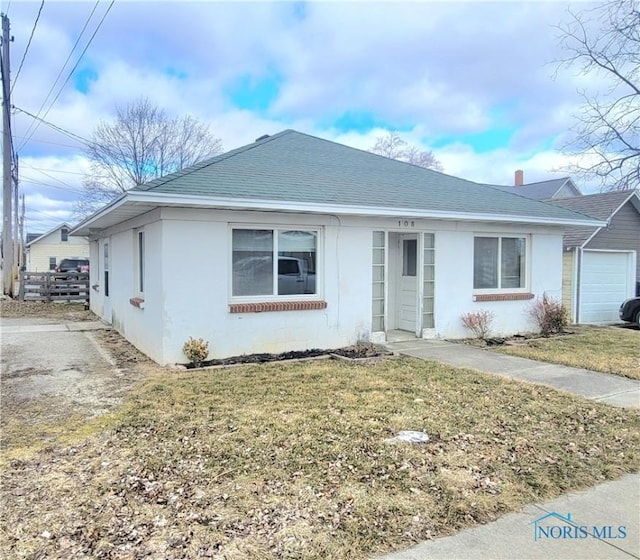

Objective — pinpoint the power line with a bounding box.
[14,105,91,145]
[20,179,84,195]
[16,0,103,152]
[22,162,84,192]
[11,0,45,94]
[13,135,84,149]
[24,166,86,176]
[21,178,85,195]
[36,0,115,124]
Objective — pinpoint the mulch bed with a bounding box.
[185,344,389,369]
[457,329,584,348]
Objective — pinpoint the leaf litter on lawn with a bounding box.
[1,355,639,559]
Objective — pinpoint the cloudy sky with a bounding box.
[4,0,603,233]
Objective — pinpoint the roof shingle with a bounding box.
[130,130,598,223]
[548,189,639,247]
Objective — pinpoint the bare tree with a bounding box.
[558,0,639,191]
[370,131,443,171]
[77,98,223,216]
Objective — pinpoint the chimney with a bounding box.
[514,169,524,186]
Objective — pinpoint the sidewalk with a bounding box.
[386,339,640,409]
[0,320,109,334]
[379,473,640,559]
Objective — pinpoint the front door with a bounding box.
[397,235,418,332]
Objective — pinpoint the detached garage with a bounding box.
[553,190,640,324]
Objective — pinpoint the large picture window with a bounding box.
[232,228,318,297]
[474,236,526,290]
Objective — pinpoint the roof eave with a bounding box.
[69,193,129,236]
[71,191,606,236]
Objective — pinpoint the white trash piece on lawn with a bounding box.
[384,430,429,444]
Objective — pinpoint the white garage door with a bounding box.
[580,251,634,323]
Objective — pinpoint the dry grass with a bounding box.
[2,357,639,559]
[0,300,95,321]
[495,326,640,379]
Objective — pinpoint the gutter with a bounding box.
[71,190,607,235]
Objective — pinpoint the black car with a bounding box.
[55,258,89,273]
[619,297,640,325]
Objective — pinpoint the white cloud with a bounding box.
[6,0,611,232]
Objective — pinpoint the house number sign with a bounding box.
[397,219,416,228]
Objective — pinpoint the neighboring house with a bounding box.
[26,223,90,272]
[494,173,582,201]
[549,190,640,324]
[26,232,43,244]
[71,130,602,365]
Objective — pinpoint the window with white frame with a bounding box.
[61,228,68,242]
[49,257,56,270]
[474,236,526,290]
[232,228,318,297]
[135,229,145,294]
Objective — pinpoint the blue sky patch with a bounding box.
[165,66,188,80]
[291,1,307,22]
[331,111,413,134]
[226,73,282,112]
[73,68,98,94]
[433,127,514,153]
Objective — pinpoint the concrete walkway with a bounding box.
[0,320,109,334]
[379,473,640,559]
[381,339,639,559]
[386,339,640,409]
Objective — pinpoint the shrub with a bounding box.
[182,337,209,367]
[460,310,494,339]
[528,294,568,336]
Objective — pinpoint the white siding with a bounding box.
[27,228,89,272]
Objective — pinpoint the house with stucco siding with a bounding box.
[71,130,603,365]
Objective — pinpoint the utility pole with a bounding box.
[18,193,24,270]
[13,154,19,274]
[1,13,13,296]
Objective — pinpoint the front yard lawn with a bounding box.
[2,357,639,559]
[494,326,640,380]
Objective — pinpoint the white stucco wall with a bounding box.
[159,209,372,365]
[86,208,566,365]
[88,210,165,363]
[433,228,563,338]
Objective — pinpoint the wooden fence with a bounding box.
[19,272,90,304]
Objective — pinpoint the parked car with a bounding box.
[55,258,90,273]
[277,256,316,295]
[619,297,640,325]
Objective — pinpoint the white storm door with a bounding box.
[397,235,418,332]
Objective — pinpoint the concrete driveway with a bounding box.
[1,317,129,416]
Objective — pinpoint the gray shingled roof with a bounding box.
[491,178,578,201]
[130,130,597,223]
[547,190,639,248]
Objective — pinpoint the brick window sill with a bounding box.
[473,293,534,302]
[229,300,327,313]
[129,297,145,309]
